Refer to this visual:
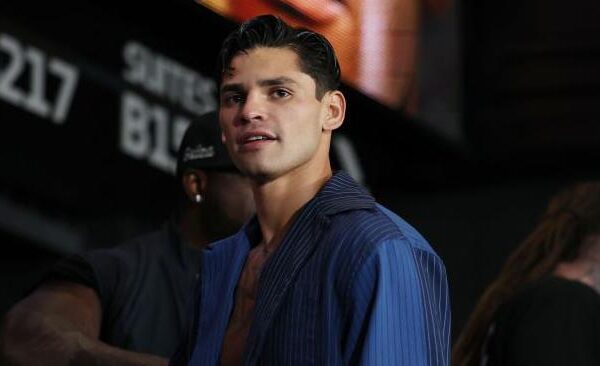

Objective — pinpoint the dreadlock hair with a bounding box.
[452,182,600,366]
[216,14,341,100]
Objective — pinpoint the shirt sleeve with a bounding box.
[18,250,118,326]
[348,239,451,366]
[40,247,131,313]
[41,254,98,289]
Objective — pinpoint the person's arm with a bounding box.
[347,240,450,366]
[0,281,168,366]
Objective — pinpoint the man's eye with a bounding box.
[224,94,244,104]
[273,89,291,98]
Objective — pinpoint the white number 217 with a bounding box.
[0,33,79,124]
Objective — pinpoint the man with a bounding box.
[171,15,450,366]
[0,112,254,366]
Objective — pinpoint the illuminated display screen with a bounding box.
[197,0,420,112]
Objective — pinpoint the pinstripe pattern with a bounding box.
[170,171,450,366]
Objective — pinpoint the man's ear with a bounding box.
[182,169,208,203]
[322,90,346,131]
[221,131,227,144]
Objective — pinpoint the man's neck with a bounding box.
[253,163,332,250]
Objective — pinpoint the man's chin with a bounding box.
[245,171,275,185]
[237,164,278,183]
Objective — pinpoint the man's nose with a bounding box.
[240,92,266,124]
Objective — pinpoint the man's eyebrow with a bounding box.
[220,83,244,94]
[258,77,299,87]
[220,77,299,94]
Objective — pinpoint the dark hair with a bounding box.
[453,182,600,366]
[217,15,341,99]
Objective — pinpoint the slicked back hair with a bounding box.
[217,15,341,100]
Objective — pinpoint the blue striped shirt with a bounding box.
[170,171,450,365]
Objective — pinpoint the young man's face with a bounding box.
[219,47,332,182]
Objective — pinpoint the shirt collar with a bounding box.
[205,170,375,251]
[310,170,375,216]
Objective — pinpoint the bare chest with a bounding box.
[220,245,273,365]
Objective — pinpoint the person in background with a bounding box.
[171,15,450,366]
[453,182,600,366]
[0,111,254,366]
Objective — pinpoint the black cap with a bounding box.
[176,111,236,177]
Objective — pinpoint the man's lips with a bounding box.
[236,130,278,151]
[237,131,278,145]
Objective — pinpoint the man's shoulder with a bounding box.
[322,204,447,306]
[74,226,175,275]
[373,204,436,253]
[93,226,170,256]
[327,203,435,255]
